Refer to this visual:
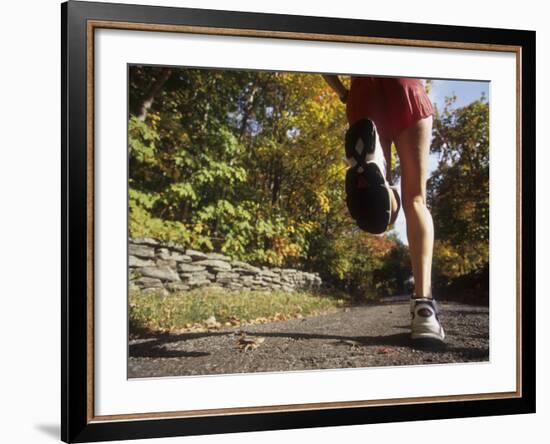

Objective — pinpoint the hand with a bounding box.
[322,75,349,104]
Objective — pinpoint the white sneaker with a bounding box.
[410,297,445,341]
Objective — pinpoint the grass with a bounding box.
[129,287,343,335]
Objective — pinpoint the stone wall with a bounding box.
[129,238,322,295]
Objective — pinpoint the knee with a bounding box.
[402,194,426,216]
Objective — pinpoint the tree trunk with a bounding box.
[137,68,172,121]
[239,82,260,140]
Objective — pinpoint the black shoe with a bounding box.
[344,119,392,234]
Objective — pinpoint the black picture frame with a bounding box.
[61,1,536,442]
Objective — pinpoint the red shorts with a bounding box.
[346,76,434,140]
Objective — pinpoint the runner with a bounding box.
[323,74,445,341]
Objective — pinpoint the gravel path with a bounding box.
[128,300,489,378]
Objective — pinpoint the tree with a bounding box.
[429,95,489,291]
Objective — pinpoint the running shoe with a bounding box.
[410,297,445,341]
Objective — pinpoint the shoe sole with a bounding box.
[346,162,391,234]
[411,330,445,341]
[363,162,392,231]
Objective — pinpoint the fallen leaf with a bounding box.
[236,334,266,352]
[205,316,221,329]
[376,347,395,354]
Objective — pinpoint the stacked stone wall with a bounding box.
[129,238,322,295]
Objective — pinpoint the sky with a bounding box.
[391,79,490,244]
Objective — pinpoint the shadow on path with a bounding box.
[129,344,211,358]
[127,329,480,359]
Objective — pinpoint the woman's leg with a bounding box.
[394,116,434,298]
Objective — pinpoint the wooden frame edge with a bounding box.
[86,18,95,424]
[515,45,523,399]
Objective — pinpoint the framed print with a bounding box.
[61,0,536,442]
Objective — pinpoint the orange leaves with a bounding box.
[360,235,397,259]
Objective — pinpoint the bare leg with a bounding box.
[394,116,434,298]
